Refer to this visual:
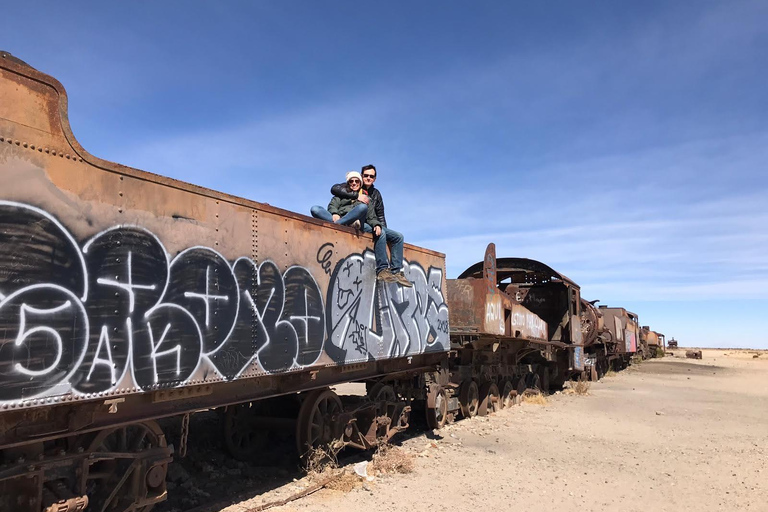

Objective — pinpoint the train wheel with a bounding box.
[369,383,397,403]
[224,402,268,461]
[295,389,343,461]
[83,421,169,512]
[515,376,527,404]
[526,372,542,393]
[500,380,515,409]
[540,368,550,394]
[426,386,448,430]
[478,383,500,416]
[458,380,479,418]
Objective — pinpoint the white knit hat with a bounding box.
[346,171,362,182]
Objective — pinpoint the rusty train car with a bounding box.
[0,52,658,512]
[640,327,665,358]
[444,244,584,418]
[0,52,454,512]
[580,302,641,378]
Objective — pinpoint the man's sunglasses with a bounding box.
[362,174,376,179]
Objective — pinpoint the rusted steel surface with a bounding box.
[0,52,450,423]
[641,327,660,348]
[580,299,607,348]
[447,245,547,341]
[448,244,585,374]
[597,306,639,354]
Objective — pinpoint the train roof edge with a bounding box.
[457,255,579,288]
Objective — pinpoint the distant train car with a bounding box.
[580,302,639,377]
[598,306,639,367]
[0,51,450,512]
[640,326,664,358]
[445,244,584,419]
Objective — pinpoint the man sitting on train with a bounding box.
[330,164,412,287]
[310,171,375,230]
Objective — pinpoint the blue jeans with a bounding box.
[363,224,404,274]
[311,204,368,226]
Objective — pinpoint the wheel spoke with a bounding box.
[130,428,148,451]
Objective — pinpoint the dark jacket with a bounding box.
[327,194,381,229]
[331,182,387,227]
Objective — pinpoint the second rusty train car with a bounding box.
[581,304,640,378]
[444,243,585,418]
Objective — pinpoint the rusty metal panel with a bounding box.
[509,304,547,340]
[0,53,450,413]
[447,243,547,341]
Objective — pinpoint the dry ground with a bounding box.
[194,349,768,512]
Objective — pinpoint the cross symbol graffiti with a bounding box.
[96,252,156,313]
[183,265,229,327]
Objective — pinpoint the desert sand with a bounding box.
[166,349,768,512]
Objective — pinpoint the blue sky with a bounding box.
[3,1,767,348]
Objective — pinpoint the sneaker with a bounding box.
[352,220,361,229]
[377,269,395,282]
[392,271,413,287]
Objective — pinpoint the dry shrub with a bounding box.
[304,441,344,477]
[604,369,616,378]
[325,471,360,492]
[370,445,415,475]
[575,379,590,395]
[521,390,547,405]
[564,379,590,396]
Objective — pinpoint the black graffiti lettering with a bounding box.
[0,201,446,404]
[0,286,88,401]
[165,248,238,356]
[348,318,368,355]
[283,267,324,366]
[132,305,202,389]
[316,242,335,275]
[73,227,167,393]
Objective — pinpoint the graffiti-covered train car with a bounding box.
[0,51,451,511]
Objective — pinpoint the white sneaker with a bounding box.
[352,220,361,229]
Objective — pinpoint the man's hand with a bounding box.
[358,195,370,204]
[332,214,340,222]
[374,226,382,236]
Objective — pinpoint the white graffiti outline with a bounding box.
[82,225,170,392]
[96,252,157,314]
[0,284,90,395]
[183,265,230,327]
[85,325,118,385]
[141,303,204,387]
[13,301,72,376]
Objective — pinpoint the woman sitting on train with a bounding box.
[310,171,380,230]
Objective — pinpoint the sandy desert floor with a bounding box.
[164,349,768,512]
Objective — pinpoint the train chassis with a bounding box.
[0,368,447,512]
[0,422,171,512]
